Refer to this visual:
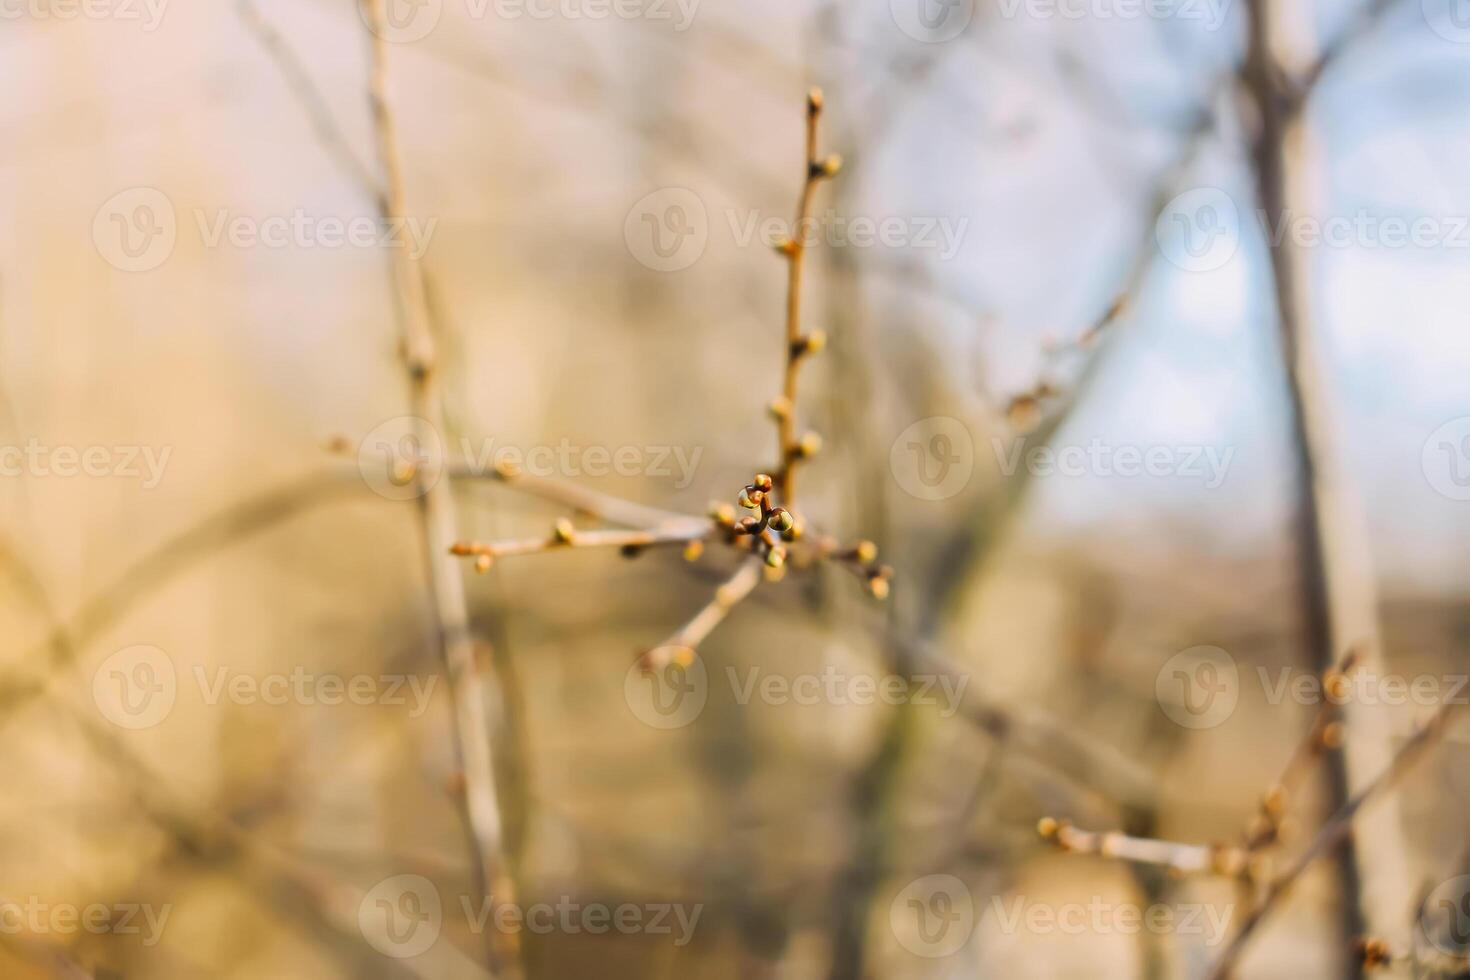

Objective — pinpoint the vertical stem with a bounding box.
[359,4,521,977]
[1241,1,1410,974]
[774,90,831,507]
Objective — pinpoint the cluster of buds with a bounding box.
[714,473,799,573]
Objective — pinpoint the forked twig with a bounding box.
[1204,702,1466,980]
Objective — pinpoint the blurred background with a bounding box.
[3,0,1470,976]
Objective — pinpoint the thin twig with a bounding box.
[451,521,713,570]
[1245,650,1362,851]
[1039,819,1249,877]
[237,0,381,198]
[359,3,517,975]
[1204,702,1466,980]
[458,459,699,529]
[0,535,481,980]
[1301,0,1410,94]
[771,88,840,507]
[642,557,763,666]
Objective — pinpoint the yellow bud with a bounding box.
[474,554,492,573]
[804,329,827,353]
[767,396,792,420]
[553,518,575,543]
[818,153,842,178]
[683,540,704,562]
[855,540,878,563]
[798,432,823,457]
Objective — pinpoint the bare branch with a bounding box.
[359,3,518,974]
[641,557,763,666]
[1204,702,1466,980]
[770,88,841,507]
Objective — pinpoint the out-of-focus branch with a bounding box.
[1039,818,1249,877]
[1301,0,1411,94]
[451,520,713,571]
[237,0,380,198]
[1242,1,1410,971]
[930,87,1223,629]
[1204,702,1466,980]
[455,458,699,529]
[641,557,763,668]
[0,537,484,980]
[358,3,517,975]
[1245,649,1362,851]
